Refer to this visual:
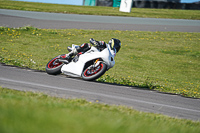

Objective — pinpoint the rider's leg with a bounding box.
[78,43,91,53]
[64,47,78,60]
[65,43,91,60]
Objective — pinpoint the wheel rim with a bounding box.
[84,63,103,77]
[48,56,65,69]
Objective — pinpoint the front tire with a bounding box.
[81,62,107,81]
[46,56,64,75]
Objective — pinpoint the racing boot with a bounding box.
[65,47,79,61]
[67,44,80,52]
[67,46,72,52]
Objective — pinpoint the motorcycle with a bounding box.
[45,43,116,81]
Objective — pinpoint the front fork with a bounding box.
[88,59,102,70]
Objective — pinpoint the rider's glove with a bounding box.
[90,38,99,47]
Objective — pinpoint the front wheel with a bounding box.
[46,55,65,75]
[81,62,107,81]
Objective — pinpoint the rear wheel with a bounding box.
[46,55,65,75]
[81,62,107,81]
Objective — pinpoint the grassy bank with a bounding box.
[0,0,200,20]
[0,87,200,133]
[0,27,199,98]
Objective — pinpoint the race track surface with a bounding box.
[0,64,200,121]
[0,9,200,32]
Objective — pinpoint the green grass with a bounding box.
[0,0,200,20]
[0,87,200,133]
[0,27,199,98]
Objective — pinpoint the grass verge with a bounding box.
[0,0,199,20]
[0,87,200,133]
[0,27,199,98]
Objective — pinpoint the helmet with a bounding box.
[108,38,121,53]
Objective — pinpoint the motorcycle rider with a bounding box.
[64,38,121,61]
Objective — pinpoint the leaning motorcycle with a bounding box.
[46,44,116,81]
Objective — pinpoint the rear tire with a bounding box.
[81,62,107,81]
[46,56,64,75]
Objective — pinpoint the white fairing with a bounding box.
[61,44,116,77]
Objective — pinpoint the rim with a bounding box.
[48,56,65,69]
[84,63,103,77]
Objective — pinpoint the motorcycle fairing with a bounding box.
[61,44,115,77]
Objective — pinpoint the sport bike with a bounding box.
[46,44,116,81]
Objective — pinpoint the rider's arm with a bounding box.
[90,38,106,51]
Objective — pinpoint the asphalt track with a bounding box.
[0,9,200,32]
[0,9,200,121]
[0,64,200,121]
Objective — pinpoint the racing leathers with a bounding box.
[65,38,106,61]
